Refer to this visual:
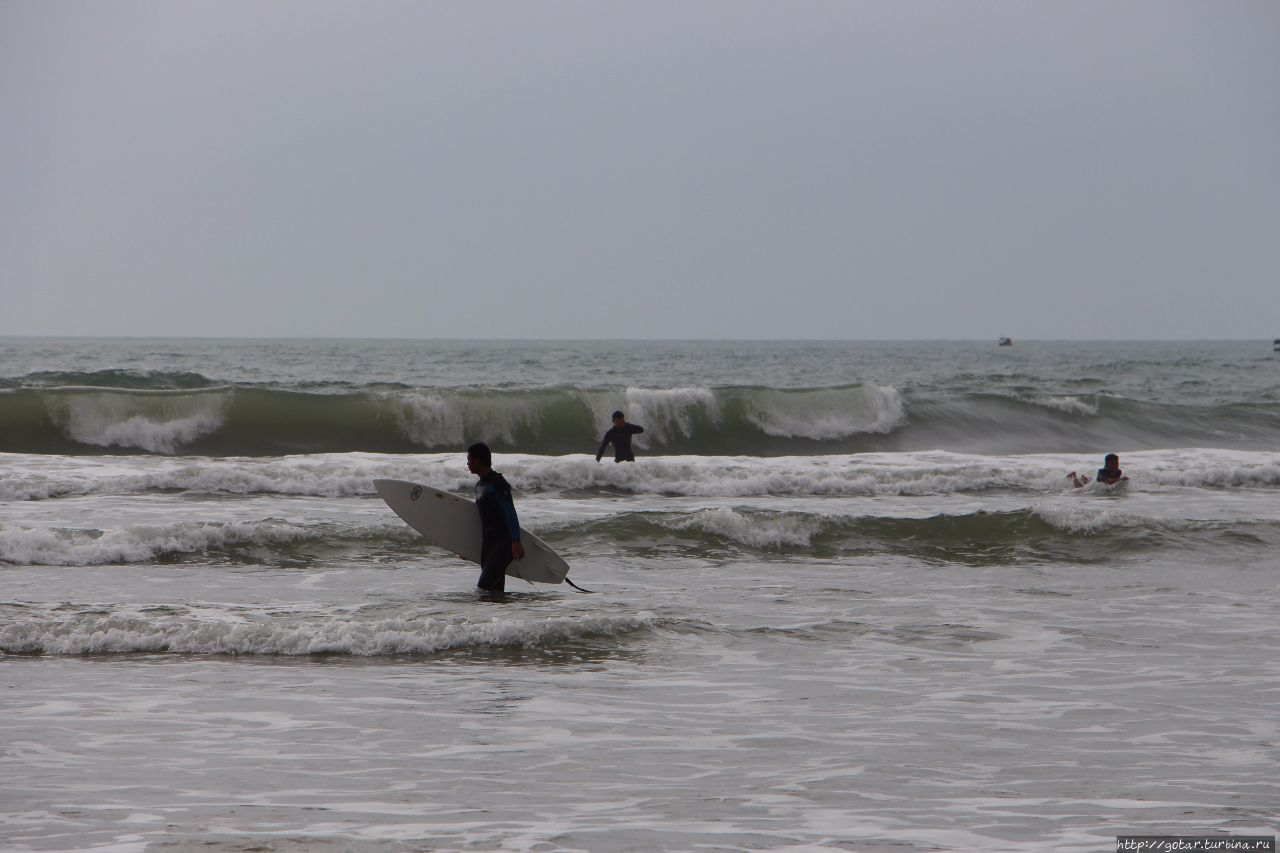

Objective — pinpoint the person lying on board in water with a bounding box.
[467,442,524,596]
[1068,453,1128,487]
[596,411,644,463]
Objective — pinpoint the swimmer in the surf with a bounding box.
[1068,453,1128,488]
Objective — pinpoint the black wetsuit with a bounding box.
[474,470,521,593]
[1096,466,1124,485]
[597,423,644,462]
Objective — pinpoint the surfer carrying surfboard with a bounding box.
[467,443,525,595]
[596,411,645,463]
[1068,453,1128,488]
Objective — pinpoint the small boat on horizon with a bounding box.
[998,337,1013,346]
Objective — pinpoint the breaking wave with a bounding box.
[5,370,1280,456]
[0,378,906,456]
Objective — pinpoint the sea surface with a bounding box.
[2,337,1278,852]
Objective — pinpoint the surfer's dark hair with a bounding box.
[1104,453,1119,465]
[467,443,492,466]
[612,411,625,419]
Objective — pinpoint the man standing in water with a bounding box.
[467,443,524,596]
[596,410,645,463]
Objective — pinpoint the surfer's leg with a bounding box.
[477,539,511,594]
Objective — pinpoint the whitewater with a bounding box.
[2,337,1277,851]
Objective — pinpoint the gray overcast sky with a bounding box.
[2,1,1277,340]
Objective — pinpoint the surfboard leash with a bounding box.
[564,577,595,594]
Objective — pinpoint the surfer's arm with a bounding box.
[498,492,521,542]
[1067,471,1090,488]
[596,432,610,462]
[498,492,525,560]
[629,424,644,434]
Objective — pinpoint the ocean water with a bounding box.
[1,337,1277,852]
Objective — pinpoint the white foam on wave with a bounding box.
[0,452,467,501]
[0,611,660,656]
[1037,396,1100,416]
[514,453,1024,498]
[618,386,718,447]
[665,507,824,548]
[0,520,318,566]
[1033,504,1144,534]
[1147,455,1280,489]
[590,384,908,445]
[386,391,465,446]
[42,389,231,454]
[743,385,906,439]
[383,391,543,448]
[7,449,1280,502]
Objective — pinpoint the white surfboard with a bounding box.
[373,478,570,585]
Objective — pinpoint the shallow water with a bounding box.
[6,544,1278,851]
